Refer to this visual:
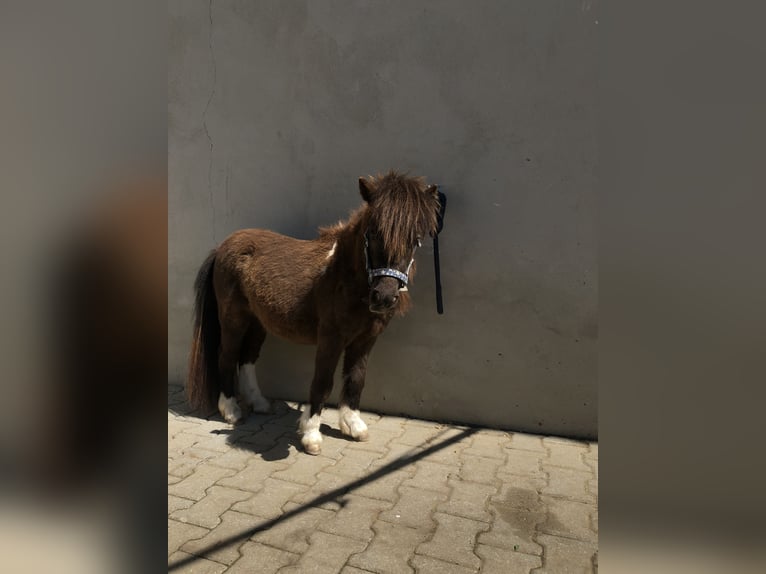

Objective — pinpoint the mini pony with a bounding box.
[187,171,441,454]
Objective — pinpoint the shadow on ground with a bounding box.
[168,384,352,461]
[168,383,477,572]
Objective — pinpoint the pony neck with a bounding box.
[336,206,370,286]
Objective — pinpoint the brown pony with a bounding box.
[187,171,441,454]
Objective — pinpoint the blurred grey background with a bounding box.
[168,0,597,438]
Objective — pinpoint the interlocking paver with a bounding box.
[169,447,223,479]
[347,520,429,573]
[459,454,503,485]
[535,533,597,574]
[410,555,479,574]
[475,543,542,573]
[543,437,591,472]
[184,419,241,438]
[168,494,195,514]
[478,483,545,556]
[397,422,442,446]
[368,415,409,433]
[217,460,289,492]
[372,441,421,467]
[500,449,545,478]
[231,478,306,519]
[288,471,354,510]
[271,454,336,486]
[289,531,367,571]
[351,466,413,502]
[226,541,298,574]
[508,432,547,453]
[181,510,259,565]
[169,418,203,438]
[416,512,489,569]
[437,478,497,522]
[322,448,381,477]
[463,431,508,459]
[539,495,598,543]
[194,432,251,452]
[168,518,209,556]
[167,393,598,574]
[541,465,594,504]
[168,551,227,574]
[378,485,446,531]
[168,432,202,456]
[236,423,293,448]
[279,564,341,574]
[401,460,455,494]
[249,502,335,554]
[170,485,253,529]
[316,494,392,542]
[208,446,259,471]
[168,465,236,501]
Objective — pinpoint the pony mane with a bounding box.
[364,171,440,261]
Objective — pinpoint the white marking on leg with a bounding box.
[238,363,271,413]
[298,408,323,455]
[325,241,337,260]
[339,405,369,441]
[218,392,242,424]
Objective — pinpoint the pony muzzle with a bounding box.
[369,276,401,312]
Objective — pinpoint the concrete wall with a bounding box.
[169,1,597,438]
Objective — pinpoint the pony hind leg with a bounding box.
[216,303,250,424]
[338,335,378,442]
[238,319,271,414]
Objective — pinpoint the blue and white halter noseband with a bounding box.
[364,230,421,292]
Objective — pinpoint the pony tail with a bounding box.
[187,250,220,411]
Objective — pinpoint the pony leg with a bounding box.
[238,320,270,413]
[217,314,248,425]
[339,335,378,442]
[299,338,343,455]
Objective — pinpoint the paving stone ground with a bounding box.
[168,384,598,573]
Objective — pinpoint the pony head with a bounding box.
[359,171,441,313]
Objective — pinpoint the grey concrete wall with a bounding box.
[169,1,597,438]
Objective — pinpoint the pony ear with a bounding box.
[359,177,374,202]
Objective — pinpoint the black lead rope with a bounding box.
[433,190,447,314]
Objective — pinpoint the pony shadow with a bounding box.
[218,401,304,462]
[168,385,301,462]
[168,385,355,460]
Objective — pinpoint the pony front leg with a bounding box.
[299,339,343,455]
[339,335,377,442]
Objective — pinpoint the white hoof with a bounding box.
[339,405,369,442]
[301,430,322,455]
[218,392,242,425]
[298,409,322,455]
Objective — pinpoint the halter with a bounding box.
[364,230,420,292]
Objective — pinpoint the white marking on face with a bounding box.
[218,392,242,424]
[298,408,322,455]
[339,405,369,441]
[325,241,337,260]
[238,363,270,413]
